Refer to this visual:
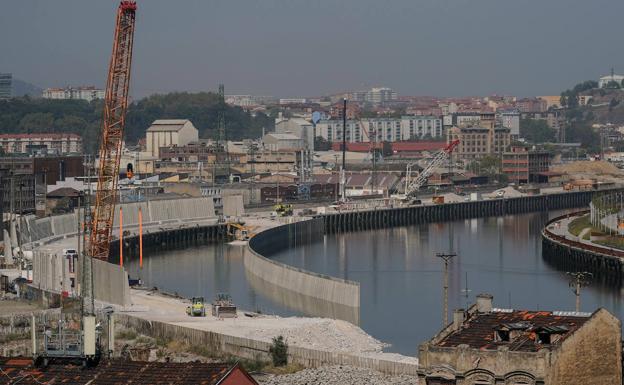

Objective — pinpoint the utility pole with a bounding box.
[437,252,457,326]
[218,84,231,179]
[567,271,592,312]
[341,98,347,201]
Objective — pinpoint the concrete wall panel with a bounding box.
[222,195,245,217]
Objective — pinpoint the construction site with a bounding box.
[2,2,624,385]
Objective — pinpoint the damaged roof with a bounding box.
[436,309,591,352]
[0,358,257,385]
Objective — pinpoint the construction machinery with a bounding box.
[398,139,460,202]
[212,293,237,318]
[227,222,254,241]
[90,1,137,261]
[186,297,206,317]
[274,203,293,217]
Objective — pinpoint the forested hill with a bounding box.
[0,92,274,153]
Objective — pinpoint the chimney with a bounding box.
[453,309,465,331]
[476,293,493,313]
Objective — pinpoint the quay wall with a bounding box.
[542,212,624,280]
[28,197,218,307]
[323,190,598,233]
[245,218,360,309]
[116,313,418,376]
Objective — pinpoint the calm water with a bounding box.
[126,210,624,356]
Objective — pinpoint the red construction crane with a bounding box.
[90,1,137,260]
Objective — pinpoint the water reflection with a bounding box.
[126,210,624,356]
[271,210,624,355]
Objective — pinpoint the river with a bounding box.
[125,210,624,356]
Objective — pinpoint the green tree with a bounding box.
[520,119,556,143]
[18,112,55,133]
[314,136,331,151]
[269,335,288,367]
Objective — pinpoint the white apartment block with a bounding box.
[315,116,443,143]
[42,86,105,101]
[350,87,398,104]
[0,133,82,154]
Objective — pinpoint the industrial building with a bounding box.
[145,119,199,158]
[502,146,551,184]
[418,294,621,385]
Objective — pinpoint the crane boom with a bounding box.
[404,139,459,198]
[90,1,137,260]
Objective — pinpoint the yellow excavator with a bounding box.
[227,222,254,241]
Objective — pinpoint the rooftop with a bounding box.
[0,133,81,139]
[436,309,591,352]
[147,119,192,132]
[0,358,257,385]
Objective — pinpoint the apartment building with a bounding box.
[0,133,82,155]
[315,116,443,143]
[42,86,105,101]
[0,73,11,99]
[448,126,511,160]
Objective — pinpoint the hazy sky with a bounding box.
[2,0,624,99]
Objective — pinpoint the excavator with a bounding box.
[227,222,254,241]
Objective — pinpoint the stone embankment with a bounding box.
[259,365,419,385]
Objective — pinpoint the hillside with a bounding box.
[0,92,274,153]
[12,79,43,97]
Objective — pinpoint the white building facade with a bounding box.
[0,133,82,154]
[315,116,443,143]
[42,86,105,101]
[146,119,199,158]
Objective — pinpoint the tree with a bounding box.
[520,119,556,143]
[269,335,288,367]
[467,155,501,176]
[605,80,621,89]
[314,136,331,151]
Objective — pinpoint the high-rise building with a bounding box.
[0,73,12,99]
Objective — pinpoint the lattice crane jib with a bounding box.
[405,139,460,197]
[90,1,137,260]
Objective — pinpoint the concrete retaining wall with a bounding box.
[116,313,418,376]
[24,197,217,245]
[31,250,131,307]
[246,218,360,309]
[542,212,624,280]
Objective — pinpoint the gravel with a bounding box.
[258,365,420,385]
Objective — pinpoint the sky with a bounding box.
[2,0,624,99]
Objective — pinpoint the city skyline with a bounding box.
[1,0,623,99]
